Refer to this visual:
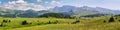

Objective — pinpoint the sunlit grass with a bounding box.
[0,16,120,30]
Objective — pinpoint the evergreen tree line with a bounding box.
[37,13,74,19]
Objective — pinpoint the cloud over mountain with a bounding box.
[50,0,61,5]
[0,0,62,11]
[37,0,42,2]
[1,0,45,11]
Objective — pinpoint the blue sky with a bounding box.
[0,0,120,11]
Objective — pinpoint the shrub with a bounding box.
[46,20,59,24]
[103,20,106,23]
[29,23,32,24]
[119,20,120,22]
[21,20,28,25]
[109,17,115,22]
[72,20,80,24]
[47,21,51,24]
[37,23,40,25]
[8,20,11,22]
[3,20,7,23]
[0,22,3,27]
[53,20,58,24]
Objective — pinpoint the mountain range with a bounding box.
[0,5,120,18]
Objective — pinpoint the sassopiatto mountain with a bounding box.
[49,5,120,16]
[0,5,120,18]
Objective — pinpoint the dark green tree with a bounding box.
[38,13,71,18]
[109,17,115,22]
[21,20,28,25]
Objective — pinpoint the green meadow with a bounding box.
[0,16,119,30]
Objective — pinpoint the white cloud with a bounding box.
[30,3,46,10]
[16,0,26,3]
[51,0,61,5]
[46,6,53,9]
[37,0,42,2]
[3,0,46,11]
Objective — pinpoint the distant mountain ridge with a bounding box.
[50,6,120,16]
[0,5,120,17]
[0,10,49,18]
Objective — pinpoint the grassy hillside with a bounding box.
[0,17,77,30]
[74,10,99,17]
[0,16,120,30]
[8,22,120,30]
